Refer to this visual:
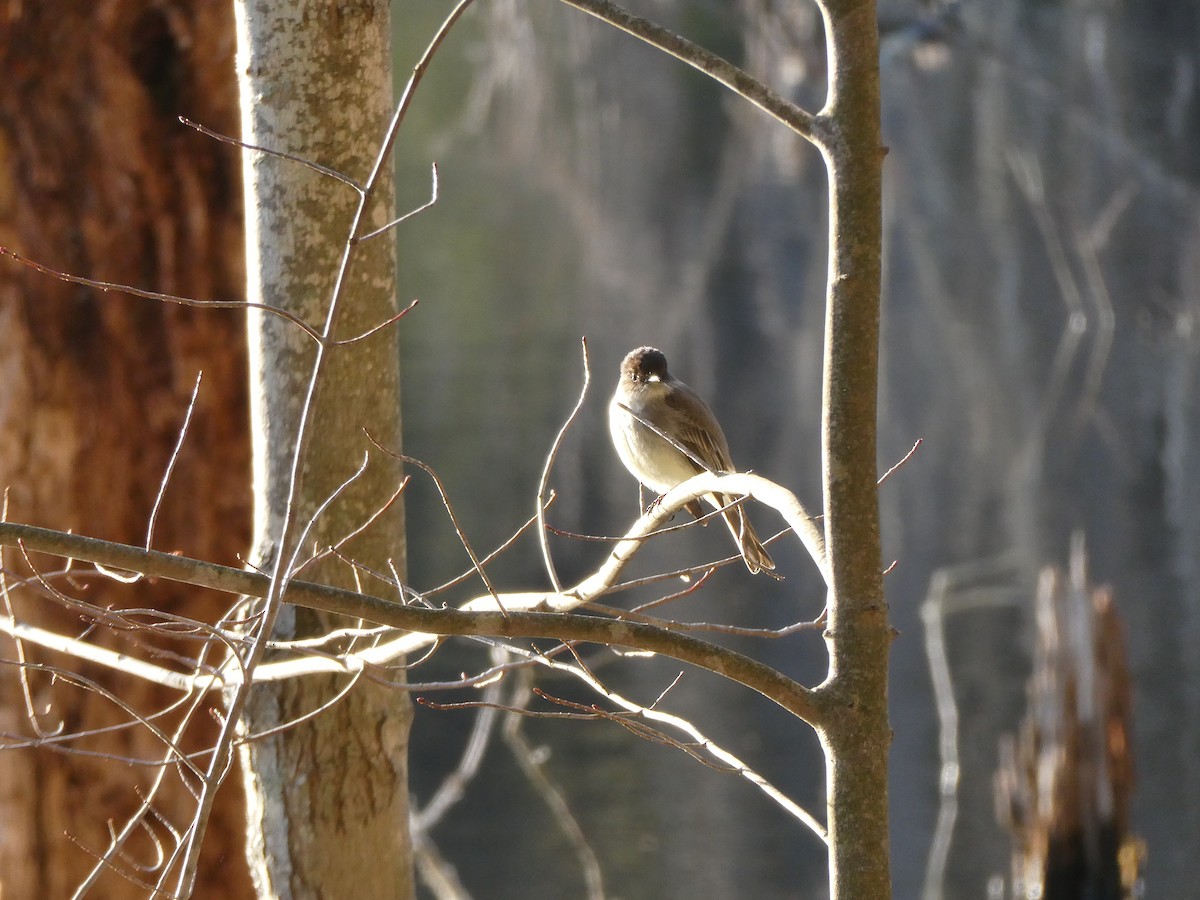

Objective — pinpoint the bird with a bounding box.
[608,346,775,574]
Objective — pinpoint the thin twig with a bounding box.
[0,246,326,344]
[659,617,825,638]
[424,645,828,843]
[0,248,417,350]
[358,163,440,241]
[0,493,64,738]
[530,688,733,769]
[77,670,220,896]
[548,650,826,840]
[878,438,922,486]
[629,567,716,611]
[545,494,748,543]
[366,442,507,614]
[1072,219,1117,435]
[326,298,420,347]
[291,470,410,579]
[238,668,366,745]
[284,451,373,583]
[411,674,504,833]
[554,0,818,140]
[147,371,203,550]
[536,337,591,591]
[503,674,605,900]
[614,400,714,474]
[582,596,823,640]
[179,116,363,190]
[1,660,202,777]
[424,500,552,599]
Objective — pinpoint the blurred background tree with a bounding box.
[394,1,1196,896]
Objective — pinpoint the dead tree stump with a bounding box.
[995,539,1144,899]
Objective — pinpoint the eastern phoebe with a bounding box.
[609,346,776,574]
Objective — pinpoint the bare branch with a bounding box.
[0,246,329,345]
[539,651,828,842]
[285,451,373,578]
[358,163,440,241]
[312,475,411,573]
[367,443,507,613]
[0,618,207,693]
[0,659,203,777]
[536,337,591,591]
[0,520,821,724]
[75,672,219,896]
[412,830,473,900]
[878,438,922,486]
[629,566,716,612]
[555,0,818,141]
[147,371,203,551]
[411,676,504,833]
[425,645,828,844]
[425,500,551,599]
[179,115,364,191]
[326,297,420,347]
[1,494,63,738]
[503,676,605,900]
[239,668,367,744]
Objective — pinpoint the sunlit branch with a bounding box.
[878,438,922,486]
[285,451,373,578]
[536,337,591,592]
[146,372,203,552]
[358,163,440,241]
[0,498,821,724]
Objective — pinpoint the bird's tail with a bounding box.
[716,495,776,575]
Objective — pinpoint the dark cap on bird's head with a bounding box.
[620,346,670,383]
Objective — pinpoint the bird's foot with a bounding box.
[644,494,671,517]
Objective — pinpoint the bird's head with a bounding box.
[621,346,670,385]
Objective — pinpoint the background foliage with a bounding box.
[393,2,1198,896]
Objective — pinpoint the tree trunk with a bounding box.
[0,2,252,897]
[814,1,891,897]
[235,2,415,896]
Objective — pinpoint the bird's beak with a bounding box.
[647,374,661,382]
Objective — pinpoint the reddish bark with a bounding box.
[0,3,252,895]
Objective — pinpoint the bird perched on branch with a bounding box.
[608,346,775,574]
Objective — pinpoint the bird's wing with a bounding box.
[664,383,736,474]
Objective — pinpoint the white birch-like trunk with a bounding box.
[234,2,413,896]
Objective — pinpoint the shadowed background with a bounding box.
[393,1,1199,897]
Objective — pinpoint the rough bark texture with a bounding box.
[235,2,415,897]
[813,0,891,897]
[0,2,251,897]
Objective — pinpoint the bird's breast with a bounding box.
[609,396,698,494]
